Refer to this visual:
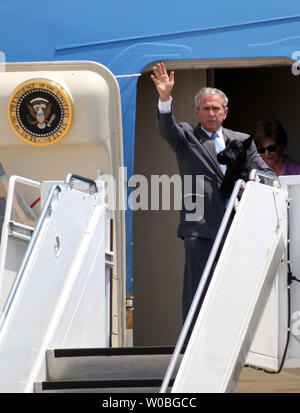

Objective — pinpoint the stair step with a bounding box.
[52,345,178,357]
[34,378,174,393]
[46,346,184,382]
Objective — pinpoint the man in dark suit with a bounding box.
[151,62,272,326]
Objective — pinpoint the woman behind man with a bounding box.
[254,118,300,175]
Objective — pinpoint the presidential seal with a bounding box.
[8,79,73,146]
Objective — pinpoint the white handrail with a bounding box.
[0,183,61,331]
[249,169,280,186]
[159,179,246,393]
[160,169,280,393]
[0,176,40,311]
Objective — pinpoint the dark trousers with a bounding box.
[182,237,215,320]
[182,236,219,343]
[181,210,234,343]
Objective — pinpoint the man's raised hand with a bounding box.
[151,62,174,101]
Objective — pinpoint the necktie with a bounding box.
[211,132,226,174]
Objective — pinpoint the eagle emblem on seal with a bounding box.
[27,97,56,130]
[8,79,73,146]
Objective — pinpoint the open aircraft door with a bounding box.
[0,61,126,346]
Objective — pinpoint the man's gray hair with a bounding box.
[194,87,229,109]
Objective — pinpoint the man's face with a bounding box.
[195,93,228,132]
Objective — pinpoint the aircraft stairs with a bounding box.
[34,346,184,393]
[0,170,298,393]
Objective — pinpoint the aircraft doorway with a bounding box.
[132,61,299,347]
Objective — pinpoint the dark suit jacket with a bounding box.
[158,111,273,240]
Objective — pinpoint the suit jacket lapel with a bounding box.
[222,128,232,145]
[194,124,224,179]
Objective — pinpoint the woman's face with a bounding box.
[257,138,283,166]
